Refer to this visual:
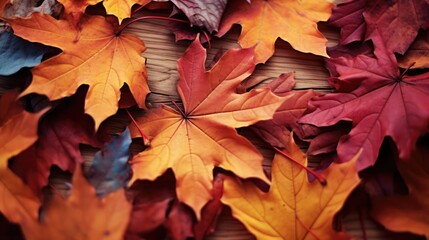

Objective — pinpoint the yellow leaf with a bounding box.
[222,137,361,239]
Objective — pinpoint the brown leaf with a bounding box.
[170,0,226,33]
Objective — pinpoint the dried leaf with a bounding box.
[298,31,429,170]
[217,0,332,63]
[222,137,361,239]
[11,88,100,195]
[0,90,47,167]
[250,73,318,148]
[372,144,429,237]
[364,0,429,54]
[398,30,429,69]
[129,37,285,218]
[0,31,52,76]
[7,13,149,129]
[86,127,131,196]
[170,0,227,33]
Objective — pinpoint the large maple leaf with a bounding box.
[217,0,332,63]
[299,32,429,171]
[7,13,148,129]
[0,90,47,166]
[372,144,429,238]
[221,137,360,239]
[129,38,285,218]
[1,166,132,240]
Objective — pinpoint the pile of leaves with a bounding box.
[0,0,429,239]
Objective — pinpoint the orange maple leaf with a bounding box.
[217,0,332,63]
[0,90,47,167]
[7,13,148,129]
[372,145,429,237]
[103,0,151,23]
[129,38,286,219]
[222,136,361,239]
[58,0,151,24]
[0,166,131,240]
[57,0,102,26]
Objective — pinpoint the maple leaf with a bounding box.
[11,88,101,195]
[102,0,151,23]
[364,0,429,54]
[298,31,429,171]
[129,38,285,218]
[249,73,318,149]
[328,0,366,45]
[0,164,131,239]
[221,136,361,239]
[7,13,149,129]
[0,90,47,167]
[398,30,429,69]
[85,127,132,196]
[217,0,332,63]
[170,0,226,33]
[371,144,429,238]
[57,0,102,26]
[0,31,52,76]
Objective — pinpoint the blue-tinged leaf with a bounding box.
[86,128,132,196]
[0,31,52,76]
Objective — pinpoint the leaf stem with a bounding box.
[201,30,212,49]
[126,109,150,146]
[171,101,187,118]
[273,146,327,185]
[399,61,416,79]
[116,16,189,34]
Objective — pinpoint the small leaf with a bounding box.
[86,127,132,196]
[0,31,52,76]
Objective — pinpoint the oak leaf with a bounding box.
[7,13,149,129]
[11,88,100,195]
[221,137,361,239]
[398,30,429,69]
[217,0,332,63]
[0,90,47,167]
[298,31,429,171]
[372,144,429,238]
[129,38,285,218]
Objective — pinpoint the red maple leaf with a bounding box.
[298,31,429,171]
